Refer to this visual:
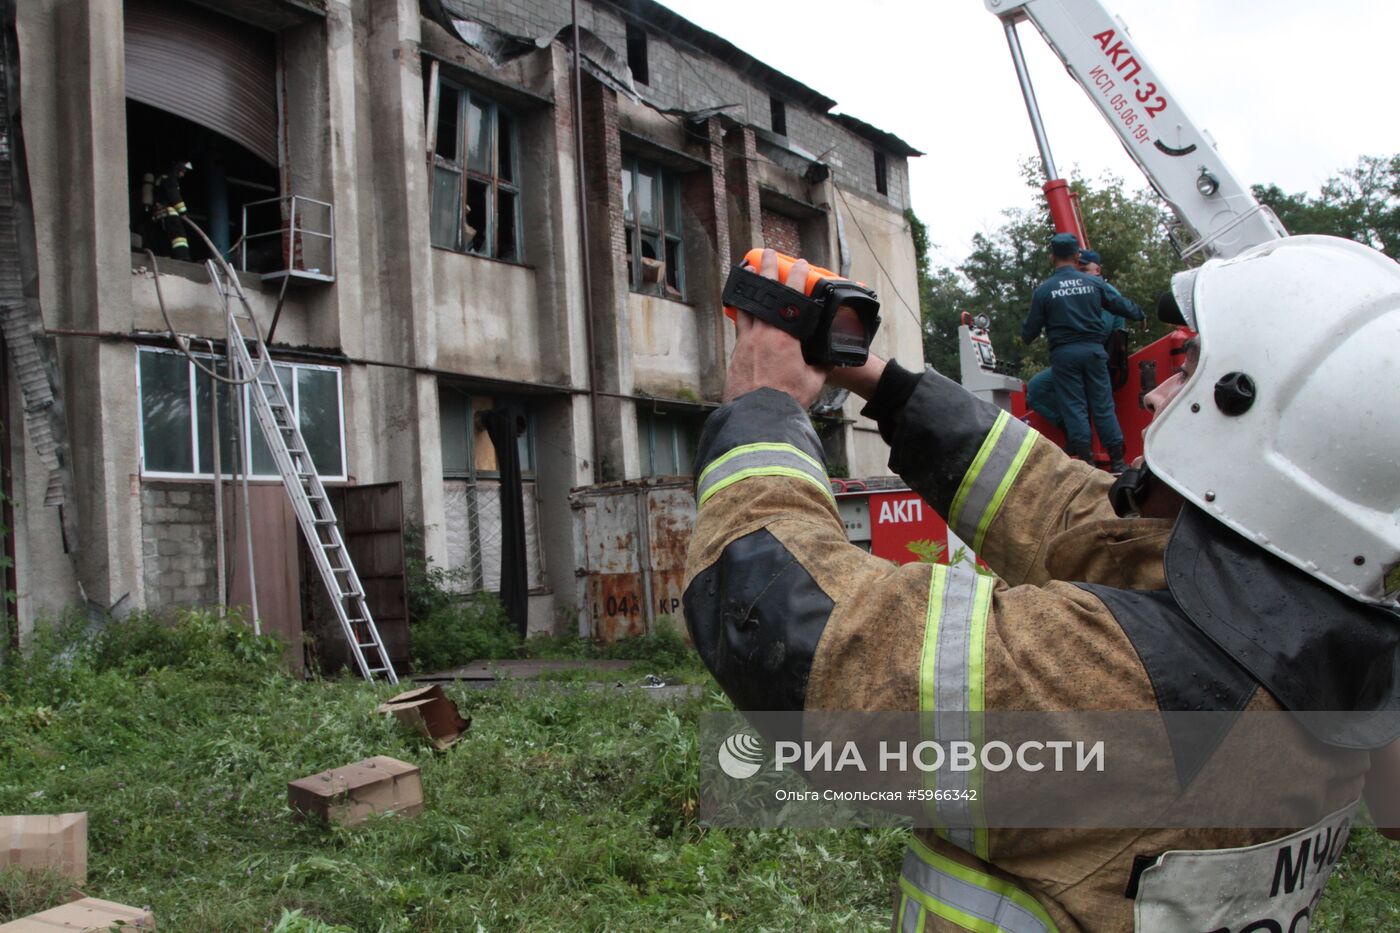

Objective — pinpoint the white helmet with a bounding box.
[1144,235,1400,606]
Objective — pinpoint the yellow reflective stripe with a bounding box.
[900,876,998,933]
[695,442,833,509]
[919,565,949,821]
[696,466,832,508]
[919,565,948,716]
[170,237,189,248]
[947,412,1037,554]
[973,430,1036,553]
[947,412,1010,539]
[906,837,1058,933]
[968,574,993,861]
[917,563,992,855]
[697,441,826,488]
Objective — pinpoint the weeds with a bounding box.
[410,595,518,673]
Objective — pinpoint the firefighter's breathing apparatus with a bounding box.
[722,248,881,367]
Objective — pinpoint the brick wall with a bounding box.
[581,77,625,285]
[141,483,219,608]
[761,208,802,257]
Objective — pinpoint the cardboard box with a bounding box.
[376,685,470,750]
[0,813,87,885]
[0,896,154,931]
[287,756,423,826]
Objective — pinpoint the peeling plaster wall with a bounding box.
[10,0,921,647]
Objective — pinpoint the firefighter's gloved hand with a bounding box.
[722,248,830,406]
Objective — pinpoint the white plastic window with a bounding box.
[137,347,346,481]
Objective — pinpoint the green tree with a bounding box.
[950,164,1182,381]
[1254,153,1400,258]
[906,207,973,378]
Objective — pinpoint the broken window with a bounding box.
[429,78,522,261]
[626,22,649,86]
[637,406,705,477]
[770,96,787,136]
[622,156,684,299]
[437,387,535,480]
[874,149,889,196]
[138,347,346,480]
[437,385,544,592]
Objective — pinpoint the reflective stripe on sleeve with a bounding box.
[918,564,994,860]
[899,892,922,933]
[898,837,1057,933]
[695,442,833,509]
[946,411,1036,553]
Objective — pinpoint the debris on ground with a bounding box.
[0,895,153,931]
[287,756,423,827]
[0,813,86,885]
[376,685,470,750]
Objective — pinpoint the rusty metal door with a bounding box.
[340,483,409,673]
[574,480,695,643]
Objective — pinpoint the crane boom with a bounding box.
[987,0,1286,260]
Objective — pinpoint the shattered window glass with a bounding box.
[428,74,522,259]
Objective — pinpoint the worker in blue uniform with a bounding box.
[1022,233,1142,471]
[1025,248,1129,434]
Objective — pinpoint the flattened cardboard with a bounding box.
[376,685,470,750]
[0,896,154,931]
[0,813,87,885]
[287,755,423,826]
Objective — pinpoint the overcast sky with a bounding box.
[660,0,1400,269]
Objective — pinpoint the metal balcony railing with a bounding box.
[240,195,335,285]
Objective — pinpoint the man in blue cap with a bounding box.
[1022,232,1143,470]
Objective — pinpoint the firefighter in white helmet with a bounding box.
[683,239,1400,931]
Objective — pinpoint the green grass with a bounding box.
[0,611,901,931]
[0,610,1395,931]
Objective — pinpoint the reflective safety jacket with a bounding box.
[153,171,187,222]
[683,367,1376,932]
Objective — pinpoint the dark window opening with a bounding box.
[626,23,649,86]
[637,406,705,477]
[621,155,684,299]
[428,75,522,261]
[770,97,787,136]
[126,99,279,267]
[874,149,889,196]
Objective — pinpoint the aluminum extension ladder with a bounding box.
[208,260,398,683]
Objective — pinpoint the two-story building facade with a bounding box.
[4,0,922,667]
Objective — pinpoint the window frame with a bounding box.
[770,96,787,136]
[429,76,523,261]
[438,385,536,482]
[137,346,347,482]
[637,405,705,478]
[621,155,685,299]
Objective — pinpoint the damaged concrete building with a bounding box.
[3,0,923,668]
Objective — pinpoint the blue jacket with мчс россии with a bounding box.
[1022,266,1143,348]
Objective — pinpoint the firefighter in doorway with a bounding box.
[684,241,1400,930]
[153,160,192,261]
